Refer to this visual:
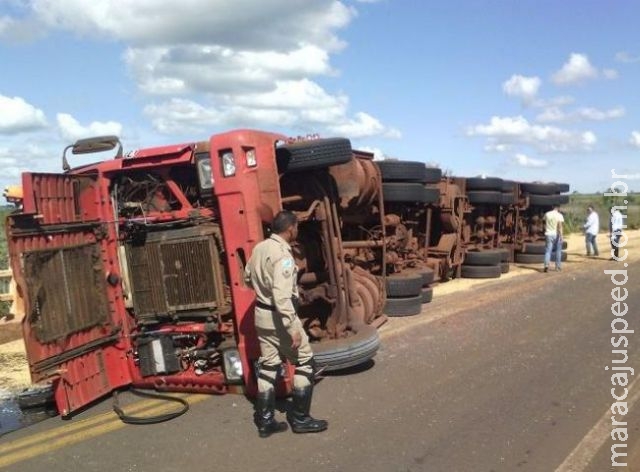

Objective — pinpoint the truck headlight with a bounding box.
[222,348,243,383]
[221,151,236,177]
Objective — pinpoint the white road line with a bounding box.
[555,376,640,471]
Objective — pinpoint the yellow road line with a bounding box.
[0,393,191,455]
[0,393,207,468]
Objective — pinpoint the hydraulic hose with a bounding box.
[112,388,189,425]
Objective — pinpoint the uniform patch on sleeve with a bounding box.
[281,258,294,278]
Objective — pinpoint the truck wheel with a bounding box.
[500,192,518,205]
[460,264,502,278]
[519,183,558,194]
[276,137,352,172]
[376,161,439,183]
[385,272,423,297]
[555,182,570,193]
[528,194,570,206]
[466,177,503,191]
[463,250,502,266]
[522,241,567,254]
[382,183,439,203]
[467,191,502,205]
[514,253,543,264]
[312,325,380,372]
[408,266,435,286]
[420,286,433,304]
[383,295,423,316]
[501,180,516,192]
[515,251,567,264]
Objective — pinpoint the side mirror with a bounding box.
[62,135,123,171]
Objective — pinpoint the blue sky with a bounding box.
[1,0,639,194]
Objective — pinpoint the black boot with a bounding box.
[287,385,328,433]
[254,390,288,438]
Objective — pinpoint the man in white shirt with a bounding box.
[609,206,625,261]
[583,205,599,257]
[543,203,564,272]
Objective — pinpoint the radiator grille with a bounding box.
[125,227,223,322]
[24,244,109,343]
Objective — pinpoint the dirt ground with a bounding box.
[1,230,638,393]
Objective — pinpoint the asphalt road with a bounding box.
[1,256,639,472]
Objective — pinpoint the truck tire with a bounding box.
[519,183,558,194]
[460,264,502,278]
[528,194,570,206]
[466,177,503,191]
[312,325,380,372]
[382,183,439,203]
[555,182,570,193]
[422,187,440,204]
[276,138,352,172]
[500,192,518,205]
[408,266,435,286]
[500,262,510,274]
[424,167,443,184]
[16,385,55,410]
[385,272,423,298]
[383,295,423,317]
[467,191,502,205]
[501,180,516,192]
[515,251,567,264]
[522,241,567,254]
[463,250,502,266]
[377,161,435,183]
[420,286,434,304]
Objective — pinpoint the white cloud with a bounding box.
[512,153,548,168]
[631,131,640,148]
[502,75,541,104]
[24,1,354,51]
[328,112,401,139]
[56,113,123,142]
[7,0,397,141]
[603,68,618,80]
[484,143,511,153]
[467,115,597,153]
[0,95,48,133]
[615,51,640,63]
[532,96,574,109]
[551,53,599,85]
[536,106,625,123]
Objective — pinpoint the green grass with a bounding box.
[562,193,640,234]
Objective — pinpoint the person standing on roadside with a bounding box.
[543,203,564,272]
[244,210,328,438]
[609,206,624,261]
[583,205,599,257]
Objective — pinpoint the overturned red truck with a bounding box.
[5,130,388,416]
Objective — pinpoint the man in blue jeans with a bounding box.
[543,203,564,272]
[583,205,599,256]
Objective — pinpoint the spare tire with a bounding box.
[276,138,352,172]
[312,325,380,372]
